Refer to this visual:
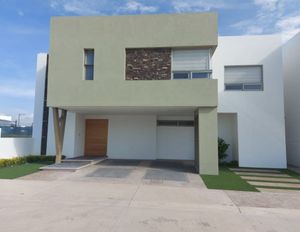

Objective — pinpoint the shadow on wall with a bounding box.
[218,113,238,163]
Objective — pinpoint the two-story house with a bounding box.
[32,13,287,175]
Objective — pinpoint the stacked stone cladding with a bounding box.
[126,48,171,80]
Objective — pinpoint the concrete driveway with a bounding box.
[1,159,300,232]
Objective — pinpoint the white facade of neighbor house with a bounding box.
[283,32,300,167]
[31,35,287,169]
[213,35,287,168]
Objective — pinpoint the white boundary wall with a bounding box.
[0,138,33,158]
[0,54,47,159]
[283,32,300,167]
[214,35,287,168]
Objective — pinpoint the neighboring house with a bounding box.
[214,35,286,169]
[283,32,300,167]
[32,13,287,174]
[0,115,13,127]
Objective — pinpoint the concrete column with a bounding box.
[195,107,218,175]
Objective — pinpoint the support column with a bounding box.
[195,107,218,175]
[52,107,67,164]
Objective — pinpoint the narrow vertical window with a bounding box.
[84,49,94,80]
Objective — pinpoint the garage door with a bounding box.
[157,120,194,160]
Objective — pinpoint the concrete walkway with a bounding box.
[0,163,299,231]
[231,168,300,192]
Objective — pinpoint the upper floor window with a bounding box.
[224,65,263,91]
[84,49,94,80]
[172,49,211,79]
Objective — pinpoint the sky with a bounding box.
[0,0,300,125]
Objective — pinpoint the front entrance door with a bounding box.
[84,119,108,156]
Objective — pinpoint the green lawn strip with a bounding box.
[254,185,300,191]
[281,169,300,180]
[201,166,258,192]
[0,162,52,179]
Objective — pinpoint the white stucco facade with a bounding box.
[29,35,288,168]
[32,53,48,155]
[45,113,195,160]
[283,32,300,167]
[213,35,287,168]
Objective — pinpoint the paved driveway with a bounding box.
[1,159,300,232]
[22,159,205,188]
[84,159,203,187]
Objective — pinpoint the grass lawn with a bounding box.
[0,162,52,179]
[201,166,258,192]
[282,169,300,179]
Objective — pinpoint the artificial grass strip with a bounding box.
[281,169,300,180]
[201,167,258,192]
[0,163,49,179]
[255,185,300,191]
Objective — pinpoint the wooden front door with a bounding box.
[84,119,108,156]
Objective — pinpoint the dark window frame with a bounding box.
[224,65,264,91]
[157,120,194,127]
[84,49,94,80]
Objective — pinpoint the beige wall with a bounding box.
[47,13,218,108]
[195,107,219,175]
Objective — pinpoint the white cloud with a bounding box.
[0,83,35,98]
[276,14,300,41]
[246,26,264,34]
[232,20,264,35]
[119,1,158,13]
[50,0,158,15]
[50,0,101,15]
[253,0,280,12]
[0,86,34,98]
[232,0,300,40]
[171,0,227,12]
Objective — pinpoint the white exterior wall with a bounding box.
[46,114,194,160]
[157,127,194,160]
[218,113,238,161]
[46,110,79,158]
[32,53,48,155]
[283,32,300,167]
[0,54,47,159]
[0,138,33,158]
[157,116,194,160]
[213,35,287,168]
[84,115,157,160]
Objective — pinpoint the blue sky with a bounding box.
[0,0,300,124]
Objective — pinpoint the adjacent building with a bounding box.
[283,32,300,167]
[0,115,13,127]
[32,13,288,174]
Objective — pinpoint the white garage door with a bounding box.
[157,120,194,160]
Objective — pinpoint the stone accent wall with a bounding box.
[126,48,171,80]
